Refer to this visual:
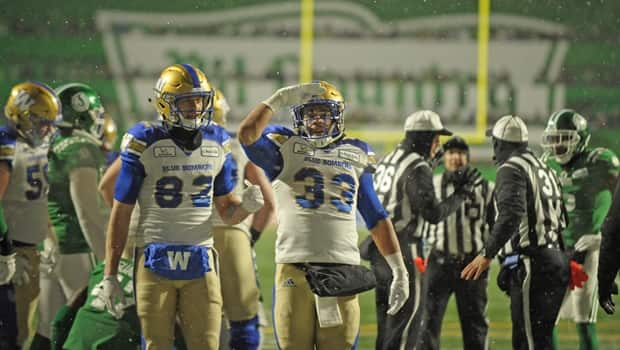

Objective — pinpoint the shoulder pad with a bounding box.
[340,138,377,163]
[587,147,620,173]
[202,124,231,152]
[264,125,294,147]
[120,122,158,157]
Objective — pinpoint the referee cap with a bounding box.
[404,110,453,135]
[486,115,528,142]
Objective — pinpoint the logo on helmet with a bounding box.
[71,92,91,112]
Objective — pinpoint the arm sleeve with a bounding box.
[0,203,7,238]
[213,153,236,197]
[592,189,612,234]
[483,165,527,258]
[407,164,464,224]
[69,167,107,260]
[357,172,389,230]
[114,155,145,204]
[241,125,291,181]
[599,179,620,293]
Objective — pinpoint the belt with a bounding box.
[517,243,561,256]
[434,250,477,263]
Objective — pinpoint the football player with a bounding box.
[209,89,275,350]
[542,109,620,350]
[101,63,264,350]
[0,82,61,348]
[32,82,109,348]
[238,81,410,349]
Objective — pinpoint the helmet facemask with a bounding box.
[16,114,55,147]
[292,99,344,148]
[159,90,214,131]
[542,129,584,164]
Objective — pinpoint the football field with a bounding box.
[253,229,620,349]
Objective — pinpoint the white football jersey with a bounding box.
[0,127,50,244]
[118,122,235,247]
[270,134,373,265]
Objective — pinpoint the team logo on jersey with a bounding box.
[293,142,314,155]
[154,146,176,158]
[338,149,361,163]
[200,146,219,157]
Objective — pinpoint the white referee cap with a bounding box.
[486,115,528,142]
[404,110,452,135]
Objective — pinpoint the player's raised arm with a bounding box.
[238,82,324,145]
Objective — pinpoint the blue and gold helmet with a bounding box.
[4,81,61,146]
[542,109,590,164]
[211,88,230,126]
[153,64,214,131]
[291,80,345,148]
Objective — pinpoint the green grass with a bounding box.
[253,229,620,349]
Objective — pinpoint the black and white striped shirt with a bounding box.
[373,144,466,241]
[484,150,567,258]
[424,173,494,255]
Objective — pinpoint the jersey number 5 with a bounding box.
[25,164,48,200]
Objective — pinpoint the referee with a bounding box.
[361,110,478,350]
[598,178,620,315]
[462,115,569,350]
[416,136,494,350]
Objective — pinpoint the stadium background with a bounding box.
[2,0,620,348]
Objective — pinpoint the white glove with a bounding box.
[574,234,602,252]
[262,83,325,113]
[101,275,126,319]
[240,184,264,214]
[0,253,16,285]
[39,244,59,275]
[385,252,410,315]
[12,254,32,287]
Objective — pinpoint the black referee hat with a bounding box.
[443,136,469,152]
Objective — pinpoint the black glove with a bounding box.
[0,235,13,256]
[451,166,482,199]
[599,281,619,315]
[249,228,262,247]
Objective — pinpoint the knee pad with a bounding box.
[229,315,260,350]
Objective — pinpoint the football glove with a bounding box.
[12,254,32,287]
[385,252,410,315]
[39,244,59,276]
[574,234,601,252]
[240,184,265,214]
[262,83,325,113]
[101,275,126,319]
[0,253,16,285]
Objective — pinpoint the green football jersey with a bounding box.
[547,147,620,247]
[48,132,105,254]
[62,258,139,350]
